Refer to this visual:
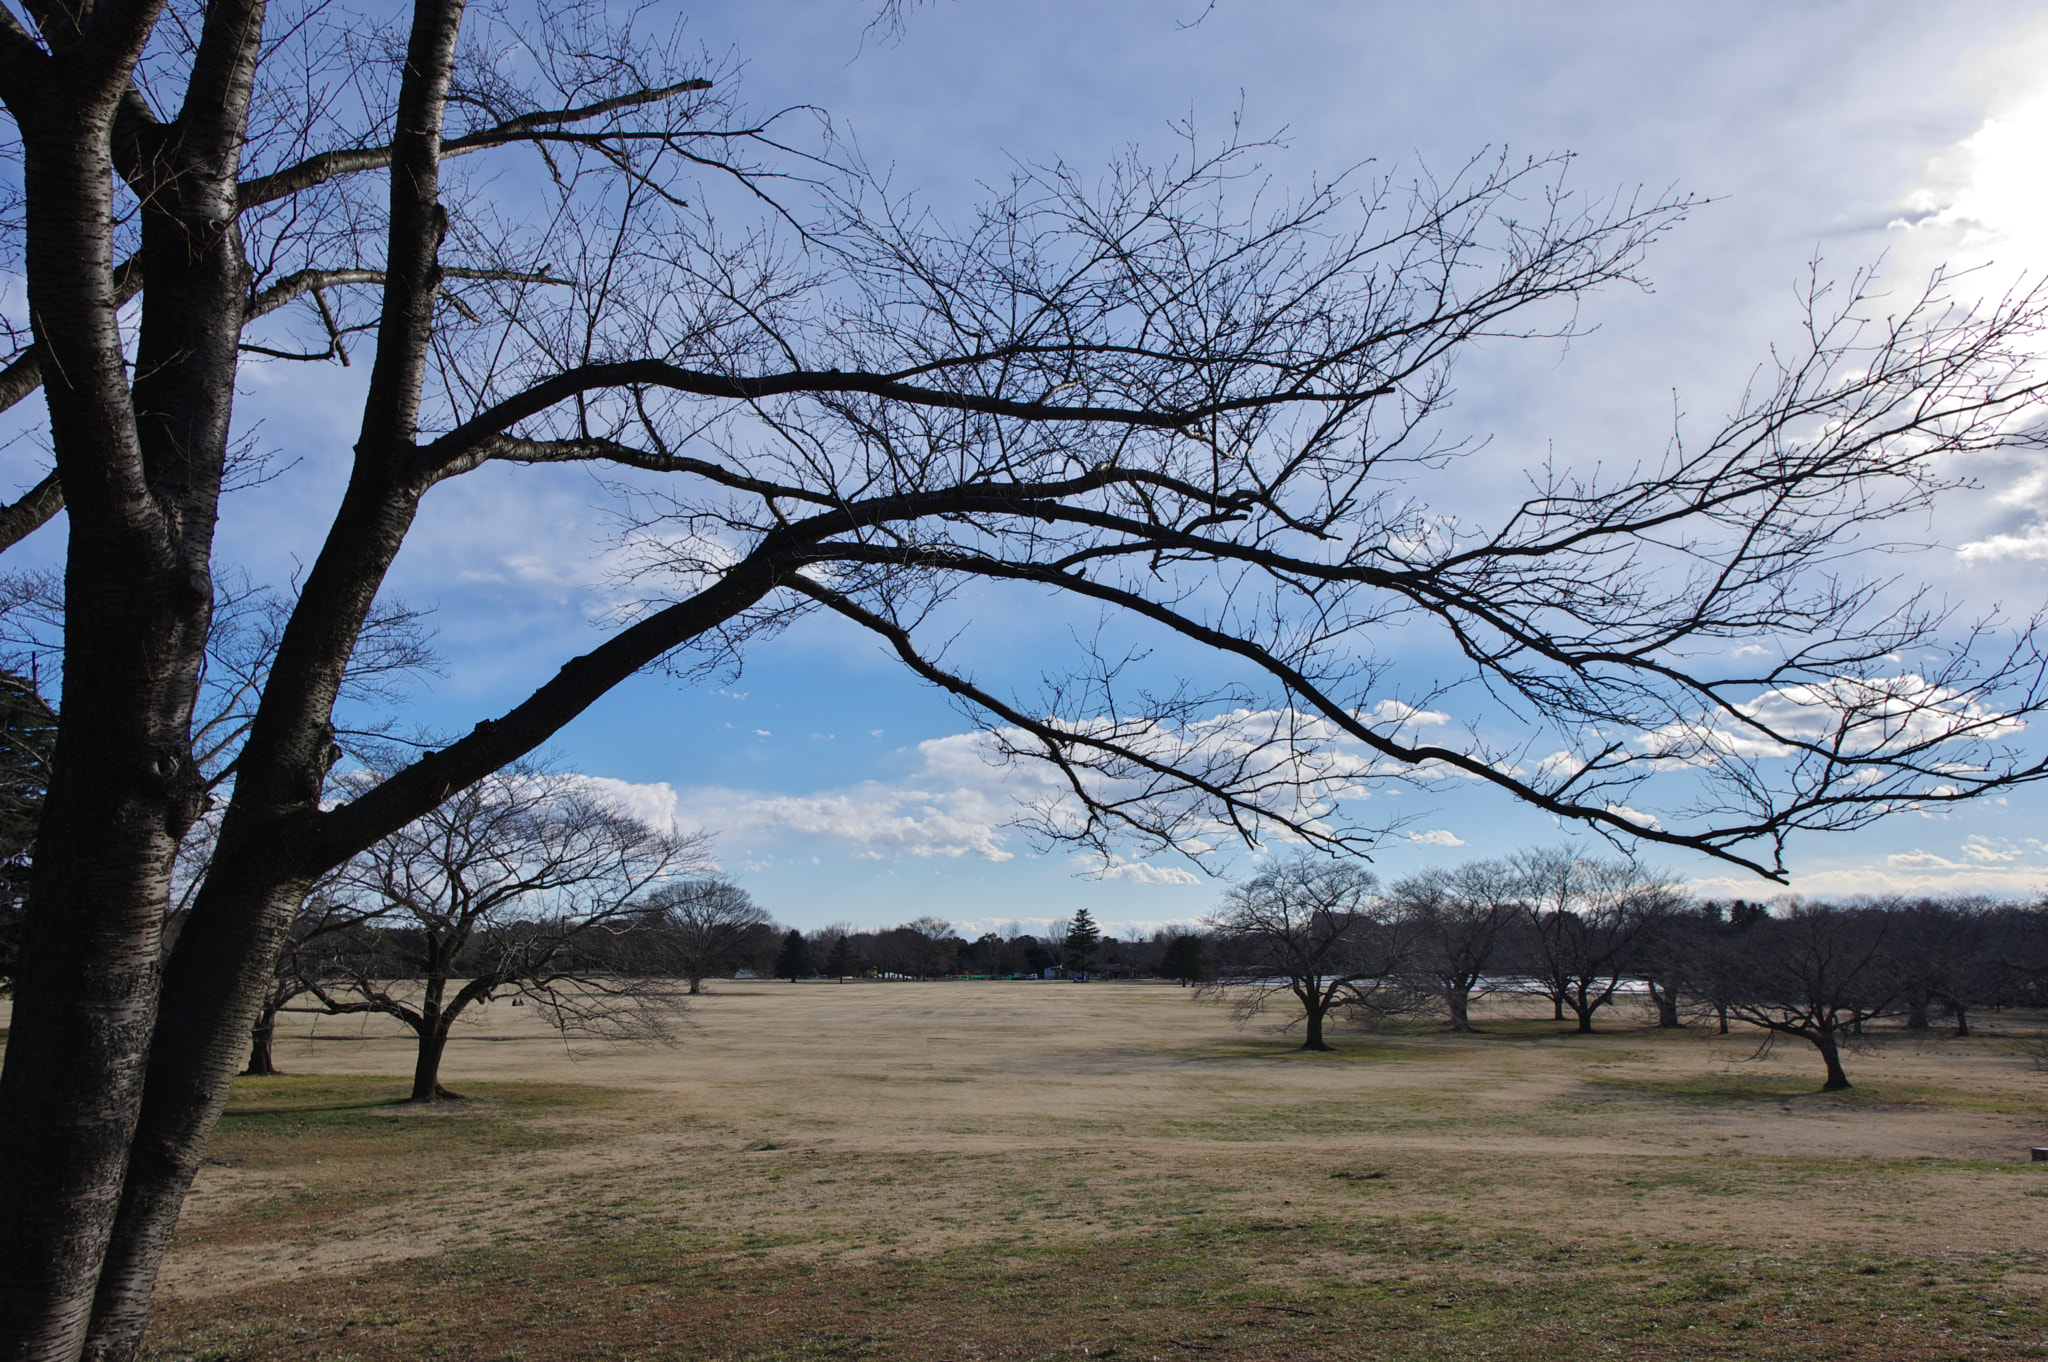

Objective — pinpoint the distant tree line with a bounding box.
[1194,848,2048,1089]
[251,802,2048,1100]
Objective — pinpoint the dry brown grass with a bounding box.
[107,982,2048,1359]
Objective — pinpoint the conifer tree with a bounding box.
[825,935,856,980]
[1065,908,1102,976]
[1161,934,1209,986]
[775,929,813,982]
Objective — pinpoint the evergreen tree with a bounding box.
[1160,934,1208,987]
[825,934,856,980]
[1064,908,1102,976]
[775,928,814,982]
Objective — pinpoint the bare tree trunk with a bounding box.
[0,47,237,1357]
[1817,1033,1851,1091]
[1300,1006,1332,1051]
[409,1027,457,1103]
[80,873,308,1362]
[1445,987,1473,1032]
[244,1004,281,1077]
[1716,1002,1730,1035]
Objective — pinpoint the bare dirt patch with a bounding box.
[135,983,2048,1359]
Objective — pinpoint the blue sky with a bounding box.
[16,0,2048,933]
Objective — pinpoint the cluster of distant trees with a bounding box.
[238,776,2048,1105]
[1196,848,2048,1089]
[768,907,1176,983]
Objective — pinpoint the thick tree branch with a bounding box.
[0,471,64,551]
[235,77,713,210]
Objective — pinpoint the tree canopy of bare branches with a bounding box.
[1382,858,1521,1032]
[2,0,2048,1356]
[642,877,769,994]
[1717,904,1899,1090]
[301,766,704,1101]
[1204,851,1410,1050]
[1510,848,1679,1033]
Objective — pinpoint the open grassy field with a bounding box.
[97,982,2048,1360]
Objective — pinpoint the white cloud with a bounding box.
[1962,835,2023,863]
[1893,85,2048,288]
[1636,674,2027,768]
[1368,699,1451,727]
[1602,803,1662,830]
[1406,829,1466,847]
[1959,522,2048,561]
[664,732,1072,863]
[1886,849,1964,870]
[1094,860,1204,886]
[573,774,684,833]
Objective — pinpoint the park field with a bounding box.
[103,982,2048,1360]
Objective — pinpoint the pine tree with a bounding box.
[825,935,856,980]
[775,928,813,982]
[1064,908,1102,976]
[1161,934,1208,987]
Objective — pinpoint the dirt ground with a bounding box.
[52,982,2048,1359]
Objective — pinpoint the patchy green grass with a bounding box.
[137,988,2048,1360]
[214,1074,621,1160]
[142,1211,2048,1361]
[188,1074,631,1245]
[1585,1072,2047,1115]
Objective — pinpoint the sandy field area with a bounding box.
[35,981,2048,1359]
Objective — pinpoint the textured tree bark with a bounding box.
[1297,989,1333,1051]
[409,1027,458,1103]
[63,2,455,1355]
[0,34,212,1353]
[1818,1034,1851,1091]
[1647,977,1680,1028]
[243,1006,280,1077]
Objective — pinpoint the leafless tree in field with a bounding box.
[642,877,768,994]
[2,0,2048,1355]
[1383,858,1522,1032]
[1718,904,1898,1090]
[303,765,705,1101]
[1509,848,1679,1034]
[1204,851,1413,1050]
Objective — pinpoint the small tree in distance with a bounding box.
[1065,908,1103,976]
[1160,932,1209,987]
[1206,852,1410,1051]
[776,929,814,982]
[645,879,770,995]
[1512,849,1676,1034]
[825,935,857,980]
[1719,905,1898,1090]
[1384,859,1520,1032]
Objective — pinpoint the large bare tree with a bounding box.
[300,764,702,1101]
[1204,850,1411,1051]
[1508,848,1677,1034]
[1383,858,1521,1032]
[1,0,2047,1357]
[640,876,767,995]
